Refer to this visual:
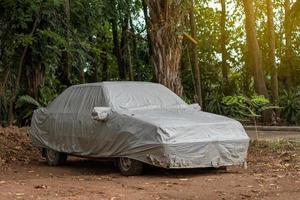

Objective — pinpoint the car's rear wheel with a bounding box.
[117,157,143,176]
[45,148,67,166]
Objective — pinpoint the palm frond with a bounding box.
[16,95,41,109]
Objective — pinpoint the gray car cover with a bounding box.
[31,82,249,168]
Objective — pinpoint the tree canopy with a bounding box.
[0,0,300,126]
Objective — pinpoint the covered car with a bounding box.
[30,82,249,175]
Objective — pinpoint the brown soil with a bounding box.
[0,127,300,200]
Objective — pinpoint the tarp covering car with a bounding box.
[31,82,249,168]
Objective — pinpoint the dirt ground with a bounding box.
[0,127,300,200]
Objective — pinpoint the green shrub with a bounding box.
[207,94,276,122]
[15,95,42,125]
[279,90,300,124]
[206,92,224,115]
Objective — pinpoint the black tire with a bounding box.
[45,148,68,166]
[117,157,143,176]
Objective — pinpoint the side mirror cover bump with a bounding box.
[189,103,201,111]
[92,107,112,121]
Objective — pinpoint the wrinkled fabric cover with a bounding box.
[31,82,249,168]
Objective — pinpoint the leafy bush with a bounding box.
[206,92,224,115]
[279,90,300,124]
[15,95,42,125]
[222,95,255,120]
[207,94,275,122]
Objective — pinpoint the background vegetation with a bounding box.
[0,0,300,127]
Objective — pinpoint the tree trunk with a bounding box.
[26,61,45,100]
[220,0,230,94]
[8,16,39,126]
[61,0,71,86]
[130,15,142,81]
[101,51,109,81]
[145,0,187,96]
[266,0,279,104]
[0,68,10,96]
[289,0,300,29]
[126,43,133,81]
[92,56,99,82]
[131,32,141,81]
[120,16,130,80]
[242,0,269,98]
[8,101,14,126]
[111,20,125,80]
[142,0,153,58]
[189,0,203,107]
[0,69,10,126]
[243,62,252,96]
[111,8,126,80]
[80,69,85,84]
[284,0,293,88]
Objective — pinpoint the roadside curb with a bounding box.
[244,126,300,132]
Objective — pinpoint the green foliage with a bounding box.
[16,95,41,109]
[15,95,42,124]
[207,94,276,122]
[206,92,224,115]
[250,140,299,159]
[279,90,300,124]
[222,95,257,120]
[0,0,300,127]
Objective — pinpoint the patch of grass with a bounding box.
[250,139,298,152]
[248,139,300,171]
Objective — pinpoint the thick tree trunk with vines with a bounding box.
[145,0,187,96]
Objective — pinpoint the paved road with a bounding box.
[246,130,300,141]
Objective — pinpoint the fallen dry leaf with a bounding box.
[34,185,47,189]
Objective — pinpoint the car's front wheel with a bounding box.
[117,157,143,176]
[45,148,68,166]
